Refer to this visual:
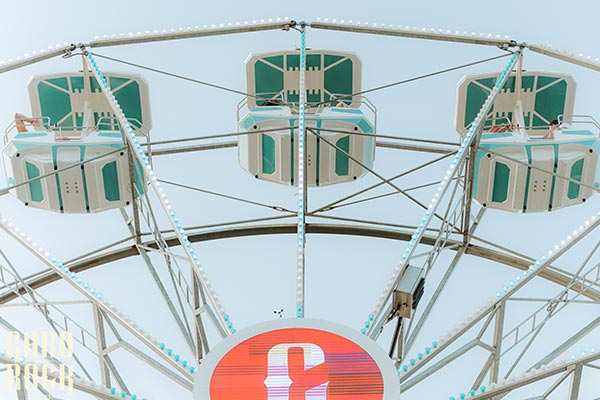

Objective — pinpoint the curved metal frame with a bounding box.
[2,223,598,305]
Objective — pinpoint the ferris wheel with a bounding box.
[0,17,600,400]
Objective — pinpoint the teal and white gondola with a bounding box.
[238,50,376,186]
[2,72,150,213]
[456,70,600,213]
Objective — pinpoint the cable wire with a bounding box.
[90,52,266,100]
[319,52,513,105]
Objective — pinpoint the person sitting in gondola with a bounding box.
[14,113,42,133]
[544,119,559,139]
[488,123,513,133]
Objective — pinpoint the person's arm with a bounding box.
[14,113,42,133]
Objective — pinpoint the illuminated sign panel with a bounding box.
[194,319,400,400]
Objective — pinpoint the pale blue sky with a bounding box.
[1,1,600,399]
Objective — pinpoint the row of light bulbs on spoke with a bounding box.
[296,31,307,318]
[86,53,234,334]
[314,19,600,64]
[533,44,600,63]
[449,346,598,400]
[363,52,518,342]
[0,212,197,379]
[0,17,293,66]
[496,213,599,298]
[395,209,600,394]
[0,353,150,400]
[314,17,510,39]
[0,42,72,66]
[93,17,291,40]
[4,23,600,80]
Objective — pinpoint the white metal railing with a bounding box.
[329,93,378,133]
[236,92,286,124]
[4,115,151,145]
[558,114,600,136]
[236,92,378,133]
[3,116,51,145]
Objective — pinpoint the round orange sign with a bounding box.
[194,319,399,399]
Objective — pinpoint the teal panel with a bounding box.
[286,54,300,69]
[535,80,566,124]
[464,80,492,126]
[38,81,72,127]
[134,158,145,196]
[307,90,322,104]
[523,112,532,128]
[285,54,300,102]
[502,76,516,93]
[114,81,143,125]
[109,77,130,89]
[324,59,353,101]
[472,149,487,197]
[482,133,512,139]
[548,145,558,211]
[25,162,43,202]
[241,115,257,130]
[568,158,584,199]
[562,130,594,136]
[324,55,344,67]
[102,161,121,202]
[492,162,510,203]
[332,108,362,114]
[15,133,47,139]
[521,76,535,91]
[79,146,90,213]
[289,126,294,185]
[263,55,283,68]
[523,146,533,212]
[51,146,64,213]
[316,135,321,186]
[306,54,321,70]
[287,92,299,105]
[463,75,569,130]
[335,136,350,176]
[536,76,559,88]
[97,132,122,138]
[70,76,85,92]
[261,134,276,174]
[255,61,284,102]
[89,76,103,93]
[46,77,69,90]
[358,119,373,134]
[74,113,83,128]
[532,114,547,128]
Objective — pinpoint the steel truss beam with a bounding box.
[398,219,600,395]
[2,224,599,304]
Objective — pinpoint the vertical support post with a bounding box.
[461,125,483,244]
[93,304,111,388]
[568,364,583,400]
[296,25,307,318]
[192,273,210,362]
[126,146,142,244]
[388,317,403,361]
[490,302,506,384]
[16,366,28,400]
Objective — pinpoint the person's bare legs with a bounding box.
[14,113,41,133]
